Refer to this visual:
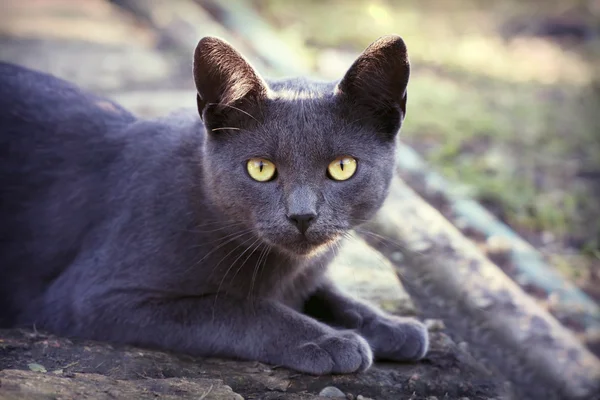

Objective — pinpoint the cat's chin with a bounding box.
[272,236,341,259]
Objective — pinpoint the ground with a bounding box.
[0,328,504,400]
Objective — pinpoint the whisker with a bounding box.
[186,222,246,234]
[226,240,264,297]
[354,228,424,256]
[211,127,241,132]
[351,230,421,281]
[207,102,259,122]
[189,227,254,248]
[181,220,245,235]
[204,233,256,282]
[249,243,271,315]
[188,219,236,226]
[212,237,262,318]
[215,237,257,290]
[208,235,258,321]
[187,220,245,228]
[248,243,270,300]
[185,229,254,274]
[255,243,275,306]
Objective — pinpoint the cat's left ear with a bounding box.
[336,35,410,138]
[193,36,268,124]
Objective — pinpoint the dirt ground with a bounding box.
[0,328,505,399]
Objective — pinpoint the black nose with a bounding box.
[288,213,316,234]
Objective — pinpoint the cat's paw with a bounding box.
[285,331,373,375]
[361,316,429,361]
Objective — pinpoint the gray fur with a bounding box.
[0,35,428,375]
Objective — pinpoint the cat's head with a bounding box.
[193,35,409,257]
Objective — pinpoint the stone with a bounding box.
[319,386,346,398]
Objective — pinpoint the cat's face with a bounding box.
[194,36,409,257]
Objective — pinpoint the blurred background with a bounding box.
[259,0,600,302]
[1,0,599,345]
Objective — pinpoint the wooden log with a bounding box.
[395,142,600,336]
[360,176,600,400]
[112,0,273,74]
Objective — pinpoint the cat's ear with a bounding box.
[193,36,268,124]
[336,35,410,137]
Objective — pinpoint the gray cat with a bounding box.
[0,35,428,375]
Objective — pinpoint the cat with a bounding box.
[0,35,428,375]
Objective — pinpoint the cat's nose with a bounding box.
[288,213,316,235]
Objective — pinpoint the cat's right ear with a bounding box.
[336,35,410,138]
[193,36,268,124]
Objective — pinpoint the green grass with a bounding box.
[403,71,599,239]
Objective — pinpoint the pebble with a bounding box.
[319,386,346,398]
[425,318,446,331]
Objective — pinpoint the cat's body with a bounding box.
[0,36,428,374]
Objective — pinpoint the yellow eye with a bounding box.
[327,156,357,181]
[247,158,277,182]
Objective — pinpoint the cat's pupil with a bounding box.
[259,161,264,172]
[340,161,344,171]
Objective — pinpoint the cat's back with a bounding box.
[0,62,139,229]
[0,62,208,328]
[0,62,138,178]
[0,62,136,136]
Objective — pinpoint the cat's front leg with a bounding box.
[40,290,372,375]
[304,280,429,361]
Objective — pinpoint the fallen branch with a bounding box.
[360,176,600,400]
[395,143,600,337]
[112,0,272,73]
